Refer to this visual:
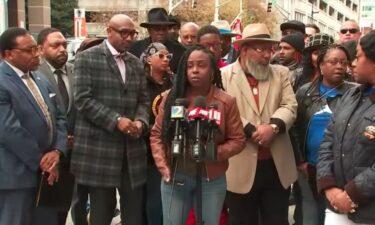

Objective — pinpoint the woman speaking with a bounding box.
[150,45,245,225]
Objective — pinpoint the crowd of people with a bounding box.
[0,6,375,225]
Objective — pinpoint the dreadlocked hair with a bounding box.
[317,43,350,73]
[161,45,224,143]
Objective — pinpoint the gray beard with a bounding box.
[243,59,272,81]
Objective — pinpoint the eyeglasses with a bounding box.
[324,59,350,67]
[11,46,39,54]
[202,42,222,51]
[250,46,273,54]
[340,28,358,34]
[110,26,138,38]
[154,52,173,60]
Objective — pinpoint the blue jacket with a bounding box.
[0,62,67,189]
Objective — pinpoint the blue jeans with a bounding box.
[161,172,226,225]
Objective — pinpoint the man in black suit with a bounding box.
[37,27,75,225]
[129,7,185,74]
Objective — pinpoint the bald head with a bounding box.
[339,20,361,43]
[108,14,133,27]
[107,14,136,53]
[179,22,200,46]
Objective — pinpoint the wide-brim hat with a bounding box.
[233,23,278,47]
[140,7,176,28]
[211,20,237,37]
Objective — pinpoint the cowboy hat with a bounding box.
[233,23,278,47]
[140,8,176,28]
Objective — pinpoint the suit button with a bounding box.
[348,123,351,127]
[342,154,345,157]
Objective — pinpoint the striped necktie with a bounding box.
[22,73,53,144]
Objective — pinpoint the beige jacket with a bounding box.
[221,60,298,193]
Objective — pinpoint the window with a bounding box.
[337,12,344,22]
[329,6,335,16]
[319,0,327,12]
[353,3,358,12]
[295,12,305,22]
[346,0,351,8]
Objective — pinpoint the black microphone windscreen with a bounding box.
[193,96,206,108]
[175,98,190,107]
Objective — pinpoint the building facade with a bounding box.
[274,0,360,38]
[78,0,164,36]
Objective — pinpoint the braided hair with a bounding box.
[161,45,224,143]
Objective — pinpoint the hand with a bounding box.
[67,135,74,149]
[47,167,59,186]
[325,187,343,204]
[129,120,143,139]
[40,150,60,172]
[331,191,355,213]
[117,117,137,135]
[161,167,171,182]
[298,162,309,179]
[251,124,275,146]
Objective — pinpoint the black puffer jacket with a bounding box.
[290,80,356,164]
[316,84,375,224]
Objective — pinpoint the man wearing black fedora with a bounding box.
[129,7,185,74]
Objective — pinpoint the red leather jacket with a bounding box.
[150,86,246,180]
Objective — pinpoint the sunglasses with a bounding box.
[340,28,358,34]
[154,52,173,60]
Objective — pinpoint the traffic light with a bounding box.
[192,0,197,8]
[267,2,272,12]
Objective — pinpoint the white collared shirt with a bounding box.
[5,60,45,103]
[106,40,126,83]
[45,60,70,95]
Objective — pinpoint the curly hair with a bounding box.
[161,45,224,143]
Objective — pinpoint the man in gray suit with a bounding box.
[0,27,67,225]
[37,27,75,225]
[71,14,150,225]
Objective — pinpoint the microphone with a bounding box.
[190,96,207,161]
[171,98,189,156]
[206,103,221,161]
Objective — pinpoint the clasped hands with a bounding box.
[325,187,358,214]
[251,124,275,147]
[117,117,143,138]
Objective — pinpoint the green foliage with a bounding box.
[51,0,78,37]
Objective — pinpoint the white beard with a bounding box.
[243,59,272,81]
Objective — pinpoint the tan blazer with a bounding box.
[221,60,298,194]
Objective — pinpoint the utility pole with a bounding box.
[310,2,319,23]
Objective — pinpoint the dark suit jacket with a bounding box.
[38,59,76,135]
[0,61,67,189]
[71,41,150,188]
[129,37,186,74]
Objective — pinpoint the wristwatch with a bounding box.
[270,124,279,134]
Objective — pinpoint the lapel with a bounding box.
[66,63,74,113]
[258,71,271,115]
[230,61,260,116]
[4,64,47,123]
[39,60,68,113]
[101,43,127,90]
